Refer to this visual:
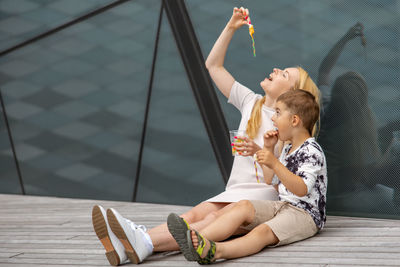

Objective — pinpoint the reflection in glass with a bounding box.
[317,22,400,216]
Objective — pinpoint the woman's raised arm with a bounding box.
[205,7,249,98]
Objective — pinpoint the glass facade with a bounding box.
[136,10,224,204]
[0,0,163,201]
[0,0,399,218]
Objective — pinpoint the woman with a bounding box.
[92,7,320,265]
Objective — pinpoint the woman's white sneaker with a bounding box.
[107,208,153,264]
[92,205,128,266]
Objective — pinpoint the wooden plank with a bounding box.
[0,265,111,267]
[0,248,104,254]
[0,233,94,238]
[271,245,400,253]
[254,251,400,259]
[0,194,399,267]
[1,228,399,237]
[0,252,19,258]
[0,258,119,265]
[229,256,399,266]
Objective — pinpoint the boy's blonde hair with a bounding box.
[246,66,320,139]
[277,89,320,135]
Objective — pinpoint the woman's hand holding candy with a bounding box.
[228,7,250,30]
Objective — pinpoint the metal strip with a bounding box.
[163,0,232,183]
[0,89,25,194]
[132,1,164,202]
[0,0,131,57]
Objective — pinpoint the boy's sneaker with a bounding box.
[107,208,153,264]
[92,205,128,266]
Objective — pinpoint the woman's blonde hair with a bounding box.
[246,66,320,139]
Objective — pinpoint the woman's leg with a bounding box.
[148,201,229,251]
[192,224,278,260]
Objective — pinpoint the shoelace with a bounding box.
[125,219,147,232]
[125,218,154,251]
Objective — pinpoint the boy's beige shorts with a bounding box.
[242,200,319,246]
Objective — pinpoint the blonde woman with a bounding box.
[92,7,320,265]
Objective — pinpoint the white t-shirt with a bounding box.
[206,81,279,203]
[277,137,328,229]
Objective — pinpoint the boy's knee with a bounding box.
[235,200,256,221]
[251,224,279,245]
[252,224,272,235]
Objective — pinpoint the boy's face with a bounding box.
[271,101,293,141]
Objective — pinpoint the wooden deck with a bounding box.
[0,194,399,267]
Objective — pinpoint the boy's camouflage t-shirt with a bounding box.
[274,138,328,229]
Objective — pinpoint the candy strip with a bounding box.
[247,17,256,57]
[248,21,256,57]
[254,160,260,183]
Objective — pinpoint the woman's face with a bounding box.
[260,67,300,99]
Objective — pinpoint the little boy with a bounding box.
[167,89,327,264]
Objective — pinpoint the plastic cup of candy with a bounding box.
[229,130,246,156]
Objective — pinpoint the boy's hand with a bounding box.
[228,7,249,30]
[255,149,277,169]
[263,130,278,150]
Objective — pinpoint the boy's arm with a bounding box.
[271,159,308,197]
[257,130,280,190]
[260,164,274,184]
[256,151,307,197]
[261,165,279,193]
